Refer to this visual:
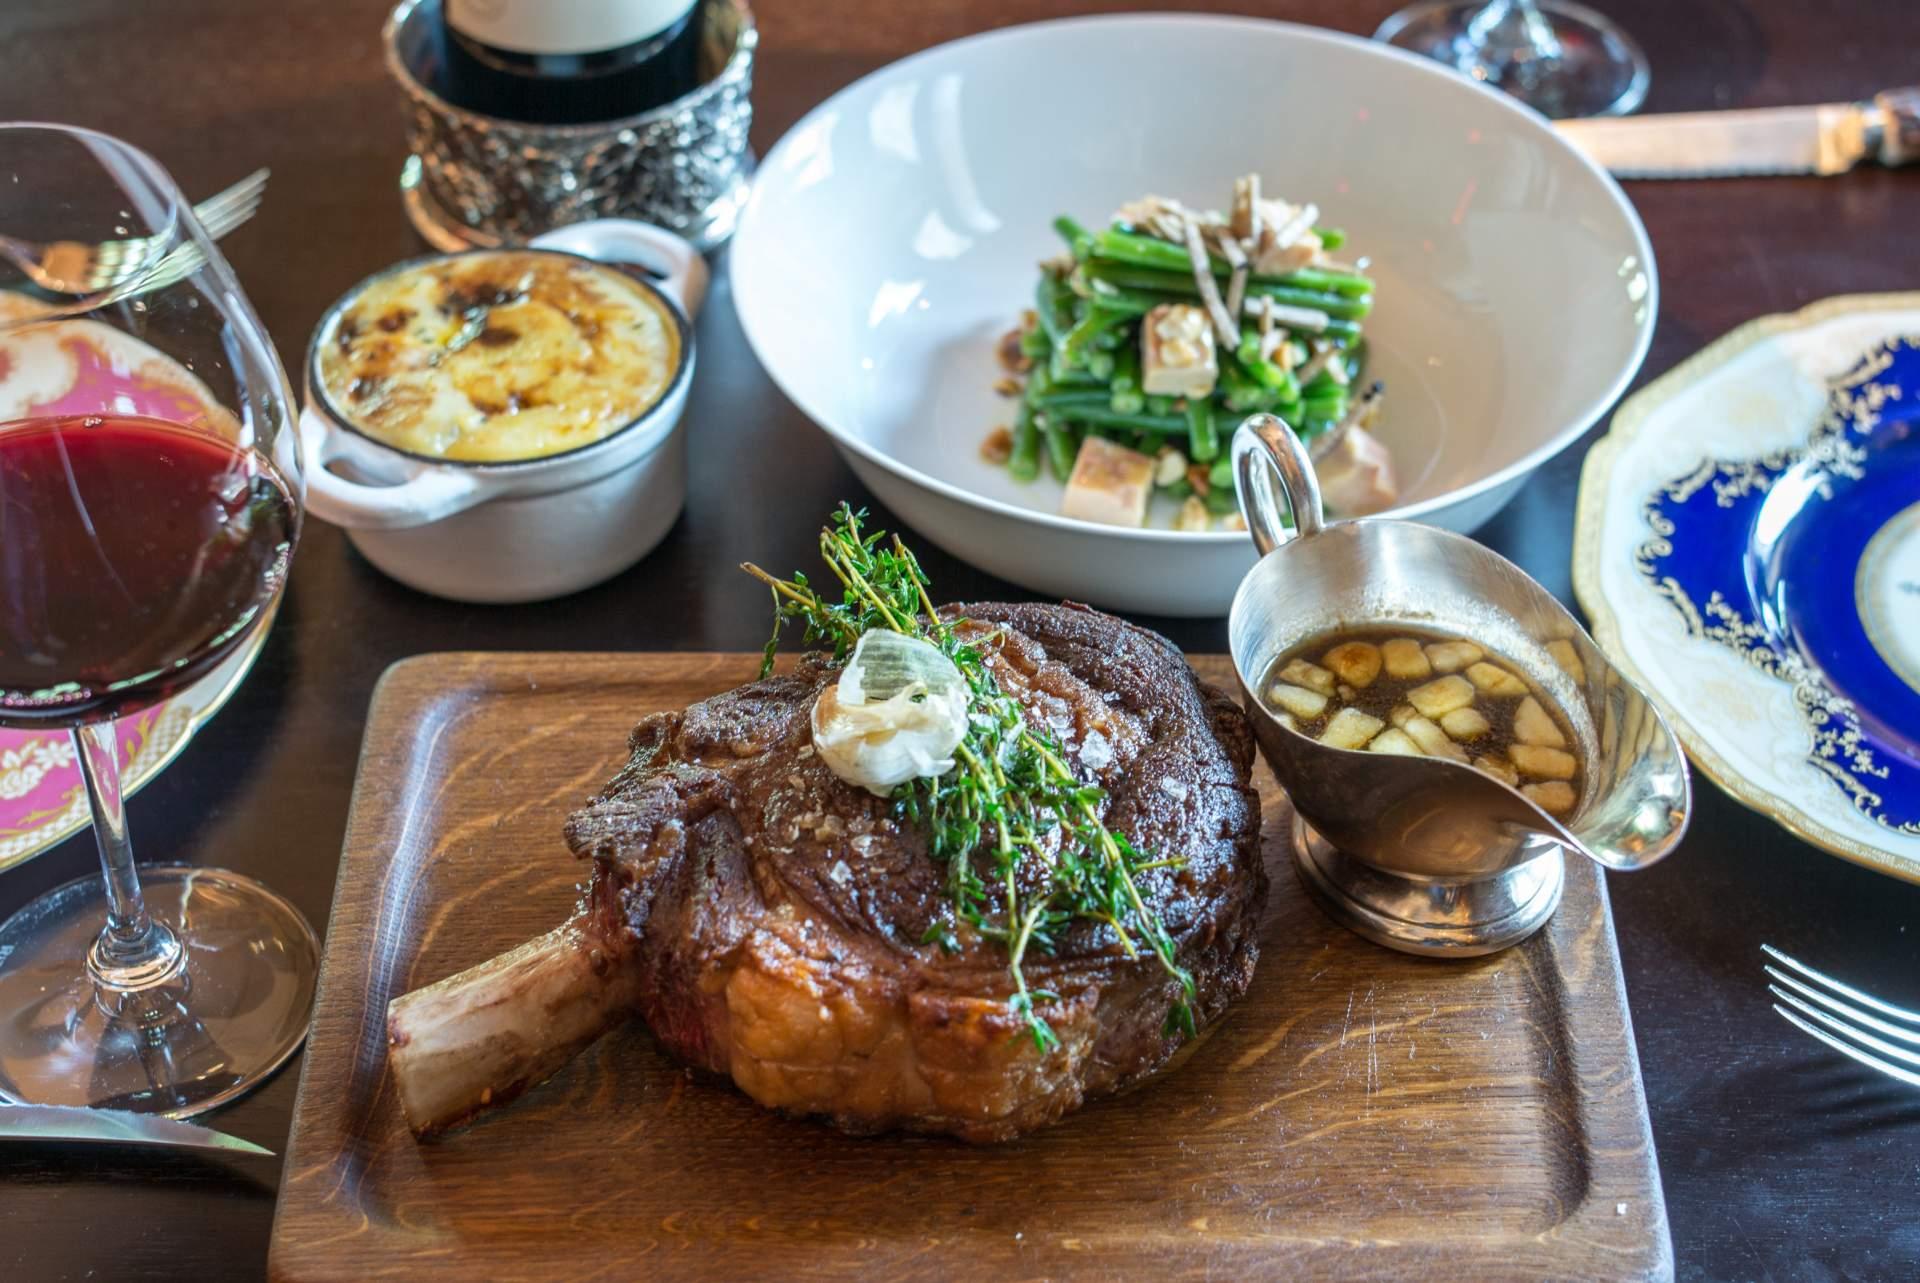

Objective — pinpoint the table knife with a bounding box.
[1557,87,1920,178]
[0,1104,273,1155]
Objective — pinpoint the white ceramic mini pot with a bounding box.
[299,220,707,603]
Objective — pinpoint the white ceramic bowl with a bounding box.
[732,15,1656,616]
[299,220,708,603]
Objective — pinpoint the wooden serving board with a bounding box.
[270,653,1671,1282]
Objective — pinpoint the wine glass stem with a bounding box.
[72,719,182,988]
[1467,0,1565,64]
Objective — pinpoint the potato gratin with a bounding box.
[317,250,679,463]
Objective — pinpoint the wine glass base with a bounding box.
[1376,0,1651,119]
[0,866,318,1117]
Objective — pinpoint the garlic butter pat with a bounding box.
[812,630,971,796]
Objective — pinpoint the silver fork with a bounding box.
[0,167,268,296]
[1764,944,1920,1088]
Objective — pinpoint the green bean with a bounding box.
[1111,385,1145,415]
[1186,396,1220,462]
[1208,454,1234,491]
[1052,404,1189,434]
[1034,390,1114,413]
[1035,271,1077,346]
[1203,485,1239,517]
[1062,304,1127,364]
[1316,227,1346,250]
[1008,402,1041,482]
[1053,215,1095,258]
[1094,226,1373,295]
[1243,278,1371,321]
[1084,348,1116,380]
[1284,266,1372,298]
[1085,268,1367,337]
[1018,325,1051,359]
[1163,478,1193,500]
[1111,341,1141,395]
[1220,364,1274,413]
[1040,413,1078,482]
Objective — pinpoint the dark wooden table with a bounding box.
[2,2,1917,1279]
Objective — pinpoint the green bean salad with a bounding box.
[985,175,1395,531]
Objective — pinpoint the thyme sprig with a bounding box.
[743,506,1196,1050]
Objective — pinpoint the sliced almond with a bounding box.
[1474,755,1519,787]
[1440,706,1492,741]
[1279,658,1336,696]
[1407,674,1475,718]
[1404,715,1468,761]
[1513,696,1567,748]
[1425,640,1483,673]
[1510,743,1578,781]
[1368,727,1423,756]
[1320,707,1385,751]
[1380,638,1432,680]
[1522,780,1578,817]
[1466,662,1528,696]
[1267,683,1329,721]
[1322,641,1383,689]
[1547,639,1587,686]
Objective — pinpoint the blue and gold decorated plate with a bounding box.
[1576,295,1920,883]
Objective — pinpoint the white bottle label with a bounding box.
[446,0,697,56]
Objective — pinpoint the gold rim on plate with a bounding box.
[1572,291,1920,885]
[0,607,275,877]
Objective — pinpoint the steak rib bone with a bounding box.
[386,915,639,1136]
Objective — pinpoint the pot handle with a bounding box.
[297,406,488,531]
[531,219,710,319]
[1231,413,1326,558]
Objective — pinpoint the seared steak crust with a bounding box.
[563,602,1265,1140]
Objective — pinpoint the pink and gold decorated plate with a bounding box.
[0,295,268,874]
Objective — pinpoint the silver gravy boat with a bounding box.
[1227,414,1691,955]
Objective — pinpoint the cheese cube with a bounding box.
[1381,638,1431,680]
[1407,675,1475,718]
[1279,659,1336,696]
[1466,662,1527,696]
[1513,696,1567,748]
[1510,744,1578,781]
[1424,640,1483,673]
[1368,728,1423,756]
[1266,683,1329,721]
[1320,708,1384,751]
[1522,781,1578,817]
[1141,304,1218,399]
[1060,436,1155,527]
[1440,707,1491,741]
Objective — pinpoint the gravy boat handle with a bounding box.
[1232,412,1326,554]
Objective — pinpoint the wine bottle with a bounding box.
[441,0,704,125]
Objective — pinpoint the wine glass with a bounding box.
[0,124,317,1115]
[1375,0,1650,120]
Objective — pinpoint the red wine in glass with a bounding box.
[0,414,297,727]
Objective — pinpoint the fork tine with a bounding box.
[192,169,269,237]
[1773,1003,1920,1089]
[1771,986,1920,1068]
[1765,967,1920,1046]
[1762,944,1920,1023]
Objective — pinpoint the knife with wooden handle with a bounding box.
[1557,87,1920,178]
[0,1103,273,1155]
